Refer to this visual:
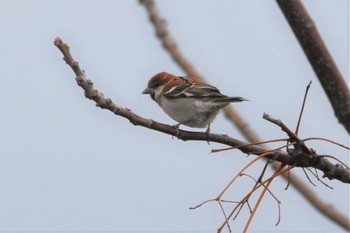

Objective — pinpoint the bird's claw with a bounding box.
[205,125,211,145]
[172,123,181,139]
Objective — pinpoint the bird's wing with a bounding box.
[164,76,225,99]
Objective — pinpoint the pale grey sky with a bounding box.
[0,0,348,232]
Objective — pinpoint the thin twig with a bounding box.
[211,138,289,153]
[241,173,281,207]
[264,113,314,156]
[306,168,333,189]
[295,81,312,136]
[218,166,294,233]
[302,168,317,187]
[304,137,350,150]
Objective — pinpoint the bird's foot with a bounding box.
[205,125,211,145]
[172,123,181,139]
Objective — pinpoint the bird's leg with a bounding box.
[205,124,211,144]
[172,123,181,139]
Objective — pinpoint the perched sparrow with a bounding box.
[142,72,247,134]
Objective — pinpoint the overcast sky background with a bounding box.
[0,0,349,232]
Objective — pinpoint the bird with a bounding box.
[142,72,247,135]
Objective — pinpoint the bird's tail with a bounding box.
[215,96,248,103]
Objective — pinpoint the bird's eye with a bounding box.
[152,82,161,88]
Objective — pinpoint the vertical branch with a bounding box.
[295,81,312,136]
[276,0,350,133]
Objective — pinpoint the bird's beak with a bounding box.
[142,87,152,94]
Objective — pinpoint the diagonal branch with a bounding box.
[54,37,350,184]
[53,37,277,159]
[276,0,350,133]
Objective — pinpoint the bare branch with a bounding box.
[263,113,314,156]
[138,1,350,230]
[295,81,312,136]
[54,37,350,186]
[53,37,266,150]
[276,0,350,133]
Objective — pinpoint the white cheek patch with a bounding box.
[153,87,164,101]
